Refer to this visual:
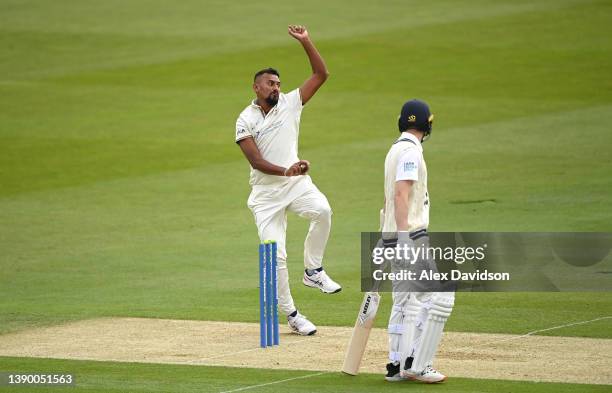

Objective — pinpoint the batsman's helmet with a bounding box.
[398,99,434,140]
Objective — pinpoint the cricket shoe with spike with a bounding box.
[287,312,317,336]
[303,269,342,293]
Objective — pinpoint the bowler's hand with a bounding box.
[297,160,310,174]
[288,25,310,42]
[284,160,310,176]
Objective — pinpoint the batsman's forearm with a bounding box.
[394,194,410,232]
[251,158,286,176]
[301,38,329,78]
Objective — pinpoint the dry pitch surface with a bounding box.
[0,318,610,385]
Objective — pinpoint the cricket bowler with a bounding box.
[382,99,454,383]
[235,25,341,336]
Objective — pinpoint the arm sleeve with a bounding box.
[235,115,253,143]
[395,149,420,181]
[286,88,303,111]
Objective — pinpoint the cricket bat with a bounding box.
[341,290,381,375]
[342,214,388,375]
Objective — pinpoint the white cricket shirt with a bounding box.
[382,132,430,233]
[235,89,302,186]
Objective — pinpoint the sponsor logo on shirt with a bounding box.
[256,120,283,139]
[403,161,417,172]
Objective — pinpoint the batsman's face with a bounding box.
[253,74,281,106]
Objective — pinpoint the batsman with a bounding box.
[382,99,454,383]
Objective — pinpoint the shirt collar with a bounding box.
[250,98,279,116]
[398,132,422,148]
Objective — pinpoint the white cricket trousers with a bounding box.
[248,175,332,316]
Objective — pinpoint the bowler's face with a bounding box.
[253,74,281,106]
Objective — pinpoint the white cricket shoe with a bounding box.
[302,269,342,294]
[287,312,317,336]
[403,365,447,383]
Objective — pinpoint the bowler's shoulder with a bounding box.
[279,88,301,107]
[237,104,258,122]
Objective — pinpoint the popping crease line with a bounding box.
[454,315,612,351]
[219,372,329,393]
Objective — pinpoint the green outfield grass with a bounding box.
[1,0,611,390]
[1,357,610,393]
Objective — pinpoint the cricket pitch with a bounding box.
[0,318,610,385]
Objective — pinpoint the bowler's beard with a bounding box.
[266,93,279,106]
